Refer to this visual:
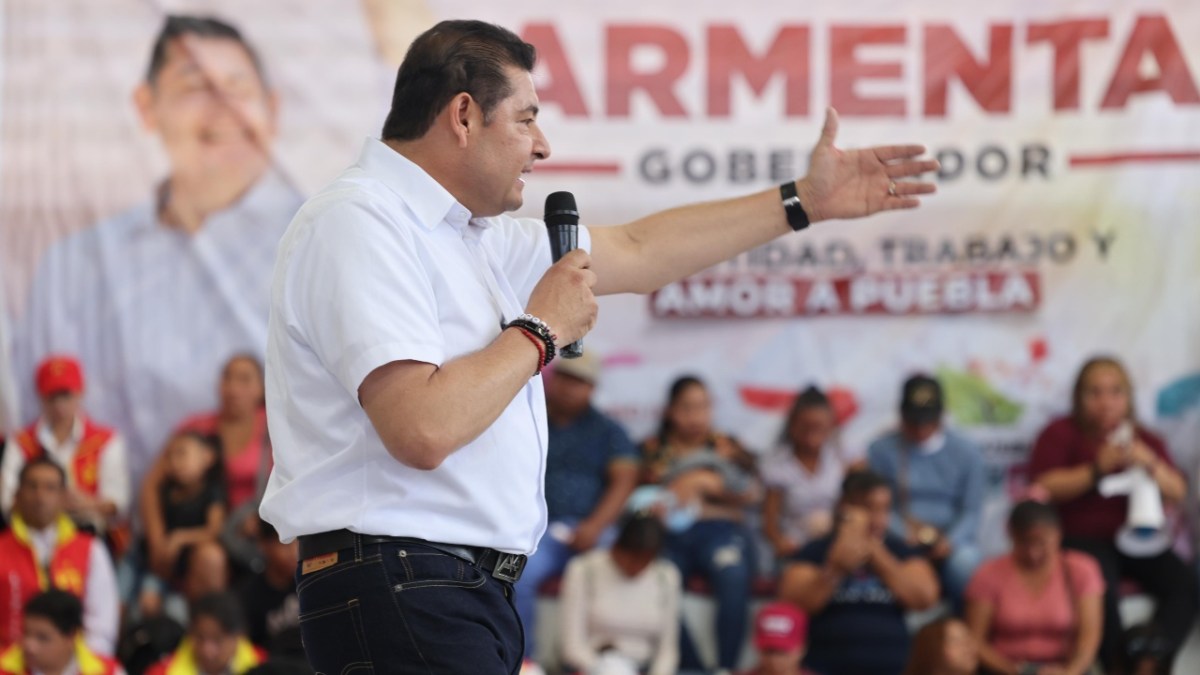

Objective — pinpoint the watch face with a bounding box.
[917,526,938,545]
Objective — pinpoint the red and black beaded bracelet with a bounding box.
[504,315,557,367]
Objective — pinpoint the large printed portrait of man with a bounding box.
[1,0,419,472]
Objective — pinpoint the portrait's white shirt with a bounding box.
[260,138,591,555]
[14,173,302,474]
[0,266,17,434]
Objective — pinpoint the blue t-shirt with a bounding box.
[866,429,985,549]
[794,533,914,675]
[545,406,638,520]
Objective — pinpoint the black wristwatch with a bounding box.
[779,181,811,231]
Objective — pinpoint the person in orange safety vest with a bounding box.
[1,356,129,535]
[0,590,123,675]
[0,458,119,654]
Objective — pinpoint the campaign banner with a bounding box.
[1,0,1198,551]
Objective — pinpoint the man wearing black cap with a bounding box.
[866,375,986,605]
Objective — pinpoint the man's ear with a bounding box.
[133,83,157,132]
[447,92,475,148]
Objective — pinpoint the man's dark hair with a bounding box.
[614,511,667,555]
[145,15,267,85]
[24,590,84,636]
[18,456,66,489]
[840,469,890,503]
[381,20,536,141]
[190,591,246,635]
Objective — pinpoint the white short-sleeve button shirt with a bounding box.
[260,139,590,554]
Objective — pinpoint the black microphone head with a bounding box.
[544,191,579,228]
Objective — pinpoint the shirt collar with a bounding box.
[913,430,947,455]
[355,137,479,232]
[36,415,84,449]
[132,166,302,237]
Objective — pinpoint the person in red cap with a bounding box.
[1,356,129,534]
[737,602,811,675]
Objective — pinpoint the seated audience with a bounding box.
[762,386,854,561]
[0,458,118,654]
[639,375,760,672]
[966,498,1104,675]
[867,374,985,605]
[145,592,265,675]
[560,512,680,675]
[1029,356,1196,675]
[140,355,269,574]
[781,470,939,675]
[1,356,129,534]
[901,617,979,675]
[138,432,228,620]
[174,355,268,512]
[0,591,124,675]
[237,520,300,658]
[736,602,811,675]
[514,351,639,662]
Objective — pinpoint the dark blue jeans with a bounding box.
[295,540,524,674]
[668,519,756,670]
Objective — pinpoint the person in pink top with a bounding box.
[965,497,1104,675]
[174,355,268,511]
[141,354,267,522]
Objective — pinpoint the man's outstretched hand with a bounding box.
[795,107,939,223]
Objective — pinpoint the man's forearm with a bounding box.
[361,328,543,471]
[590,187,796,296]
[587,111,939,297]
[585,463,638,529]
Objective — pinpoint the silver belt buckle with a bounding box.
[491,553,526,583]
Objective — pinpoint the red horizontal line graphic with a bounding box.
[534,161,621,175]
[1069,151,1200,167]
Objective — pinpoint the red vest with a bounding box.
[0,516,93,649]
[13,418,114,497]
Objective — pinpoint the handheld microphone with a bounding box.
[544,191,584,359]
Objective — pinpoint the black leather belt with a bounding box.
[298,529,527,583]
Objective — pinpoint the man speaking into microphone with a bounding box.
[260,19,937,675]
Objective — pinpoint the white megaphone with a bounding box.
[1097,422,1168,556]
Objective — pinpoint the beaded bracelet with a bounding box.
[513,313,559,345]
[504,316,557,367]
[511,326,547,375]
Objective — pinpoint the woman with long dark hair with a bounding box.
[1029,357,1195,674]
[761,386,853,561]
[639,375,760,672]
